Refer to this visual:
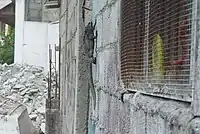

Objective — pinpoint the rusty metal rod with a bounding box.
[55,44,58,99]
[48,44,52,109]
[58,38,61,109]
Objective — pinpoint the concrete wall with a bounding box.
[42,8,59,22]
[59,0,78,133]
[14,21,59,72]
[59,0,93,133]
[59,0,71,133]
[15,0,59,70]
[25,0,43,21]
[89,0,196,134]
[58,0,199,134]
[91,90,194,134]
[24,0,59,22]
[22,21,49,71]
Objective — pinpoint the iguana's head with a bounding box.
[85,22,94,34]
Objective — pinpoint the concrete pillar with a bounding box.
[193,0,200,116]
[45,98,60,134]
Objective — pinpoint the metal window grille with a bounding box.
[121,0,195,96]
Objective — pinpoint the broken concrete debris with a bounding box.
[0,63,52,134]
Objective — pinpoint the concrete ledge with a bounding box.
[123,92,194,132]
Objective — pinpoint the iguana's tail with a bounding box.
[89,62,96,110]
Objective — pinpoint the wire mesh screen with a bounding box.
[121,0,146,85]
[121,0,194,90]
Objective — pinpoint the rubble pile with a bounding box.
[0,63,49,134]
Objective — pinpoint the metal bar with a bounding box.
[55,44,58,99]
[144,0,150,81]
[58,38,61,109]
[82,6,92,11]
[48,44,52,109]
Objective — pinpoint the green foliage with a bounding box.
[0,26,14,64]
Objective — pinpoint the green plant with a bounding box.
[0,26,14,64]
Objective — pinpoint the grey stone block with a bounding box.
[18,108,34,134]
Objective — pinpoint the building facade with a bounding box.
[14,0,59,72]
[53,0,200,133]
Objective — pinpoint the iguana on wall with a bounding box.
[84,21,97,109]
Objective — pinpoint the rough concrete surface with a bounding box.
[57,0,200,133]
[88,0,197,133]
[89,88,194,134]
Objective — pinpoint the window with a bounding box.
[121,0,195,98]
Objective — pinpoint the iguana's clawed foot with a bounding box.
[92,57,96,64]
[89,57,96,64]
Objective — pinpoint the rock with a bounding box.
[19,87,26,92]
[2,63,8,67]
[25,83,33,87]
[3,85,11,90]
[6,94,19,101]
[13,72,24,78]
[0,108,7,115]
[27,107,32,114]
[0,63,56,130]
[36,117,42,126]
[29,114,37,121]
[40,123,45,133]
[29,75,36,80]
[13,84,25,89]
[44,89,47,93]
[30,67,43,74]
[28,88,39,94]
[20,88,30,96]
[37,106,45,115]
[6,78,17,84]
[23,97,29,103]
[11,89,18,94]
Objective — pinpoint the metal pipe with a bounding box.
[58,38,61,109]
[48,44,52,109]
